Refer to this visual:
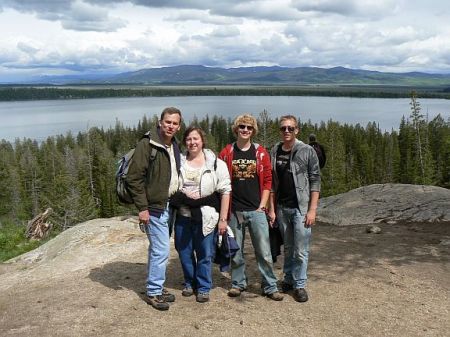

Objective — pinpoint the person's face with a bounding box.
[236,122,254,142]
[185,130,203,155]
[279,119,298,142]
[159,113,181,139]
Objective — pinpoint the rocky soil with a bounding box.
[1,184,449,337]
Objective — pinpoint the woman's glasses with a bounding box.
[238,124,254,131]
[280,126,295,133]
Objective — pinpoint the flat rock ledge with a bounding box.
[317,183,450,226]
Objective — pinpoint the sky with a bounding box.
[1,0,450,82]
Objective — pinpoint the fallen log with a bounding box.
[25,208,53,240]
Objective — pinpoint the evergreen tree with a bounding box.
[409,91,435,184]
[398,116,414,183]
[428,114,450,187]
[255,109,278,149]
[321,120,346,196]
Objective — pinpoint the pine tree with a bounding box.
[409,91,435,184]
[322,120,346,196]
[255,109,278,149]
[398,116,414,183]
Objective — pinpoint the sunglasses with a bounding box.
[280,126,296,132]
[238,124,254,131]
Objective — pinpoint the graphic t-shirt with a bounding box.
[179,162,203,217]
[276,146,298,208]
[231,143,260,211]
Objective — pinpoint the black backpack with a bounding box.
[116,132,157,204]
[311,142,326,169]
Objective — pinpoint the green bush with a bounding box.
[0,222,58,262]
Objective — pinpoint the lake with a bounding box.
[1,96,449,142]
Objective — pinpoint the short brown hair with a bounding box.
[232,114,259,136]
[183,126,207,149]
[160,107,182,121]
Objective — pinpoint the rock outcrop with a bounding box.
[0,217,146,291]
[317,183,450,225]
[1,184,449,337]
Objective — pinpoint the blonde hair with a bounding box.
[232,114,259,136]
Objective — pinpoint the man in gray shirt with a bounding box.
[268,115,321,303]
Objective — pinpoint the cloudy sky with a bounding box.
[1,0,449,81]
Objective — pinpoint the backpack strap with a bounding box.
[141,130,157,161]
[150,147,157,161]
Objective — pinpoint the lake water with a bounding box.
[1,96,449,142]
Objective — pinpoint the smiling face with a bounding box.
[233,114,258,143]
[279,116,299,143]
[237,123,254,142]
[185,129,204,156]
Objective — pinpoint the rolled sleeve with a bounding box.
[215,159,232,195]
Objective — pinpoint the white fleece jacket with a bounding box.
[178,148,231,236]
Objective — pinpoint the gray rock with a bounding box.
[0,217,149,292]
[317,184,450,226]
[366,225,382,234]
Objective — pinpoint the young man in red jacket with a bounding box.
[219,114,283,301]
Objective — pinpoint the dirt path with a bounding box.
[1,221,449,337]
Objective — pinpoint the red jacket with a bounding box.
[218,143,272,206]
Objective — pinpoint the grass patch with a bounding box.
[0,222,60,262]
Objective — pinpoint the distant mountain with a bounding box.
[100,65,450,86]
[9,65,450,86]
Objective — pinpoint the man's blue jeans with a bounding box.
[276,205,311,289]
[228,210,279,294]
[145,207,171,296]
[174,215,215,294]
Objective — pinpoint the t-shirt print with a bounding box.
[232,158,257,180]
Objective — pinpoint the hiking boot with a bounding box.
[145,295,170,311]
[281,282,293,293]
[293,288,308,303]
[162,288,175,302]
[182,287,194,297]
[196,292,210,303]
[266,291,284,301]
[227,288,244,297]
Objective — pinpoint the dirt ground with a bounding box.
[1,221,449,337]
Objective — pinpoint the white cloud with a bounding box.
[291,0,400,18]
[1,0,450,81]
[16,41,40,54]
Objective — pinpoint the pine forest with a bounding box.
[0,93,449,249]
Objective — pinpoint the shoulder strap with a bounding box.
[150,147,157,161]
[141,130,157,161]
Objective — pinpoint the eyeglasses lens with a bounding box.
[280,126,295,132]
[239,124,253,131]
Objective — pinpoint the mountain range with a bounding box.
[27,65,450,86]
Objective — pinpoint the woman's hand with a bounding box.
[218,219,227,235]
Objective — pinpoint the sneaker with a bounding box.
[266,291,284,301]
[145,295,170,311]
[281,282,293,293]
[196,292,210,303]
[293,288,308,302]
[162,288,175,302]
[182,287,194,297]
[227,288,244,297]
